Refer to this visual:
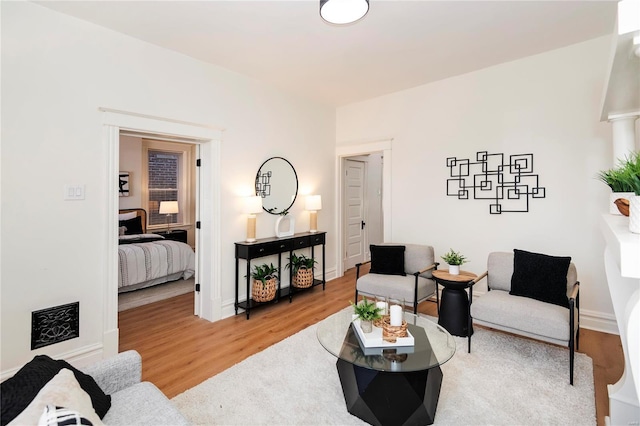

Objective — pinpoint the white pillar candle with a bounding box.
[390,305,403,326]
[376,301,388,314]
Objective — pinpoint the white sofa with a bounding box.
[1,350,189,425]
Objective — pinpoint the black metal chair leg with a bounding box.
[354,289,358,303]
[569,340,575,386]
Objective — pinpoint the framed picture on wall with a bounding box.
[119,171,130,197]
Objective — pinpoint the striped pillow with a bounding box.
[38,405,93,426]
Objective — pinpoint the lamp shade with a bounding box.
[159,201,179,215]
[246,196,263,214]
[305,195,322,211]
[320,0,369,25]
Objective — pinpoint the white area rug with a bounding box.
[172,310,595,425]
[118,278,194,311]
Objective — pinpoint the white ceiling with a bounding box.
[38,1,618,107]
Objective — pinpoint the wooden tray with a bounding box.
[352,318,415,348]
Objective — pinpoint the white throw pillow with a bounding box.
[38,405,94,426]
[118,211,137,221]
[9,369,104,426]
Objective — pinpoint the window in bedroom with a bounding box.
[142,139,194,231]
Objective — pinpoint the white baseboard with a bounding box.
[220,267,338,320]
[580,309,619,334]
[0,343,104,382]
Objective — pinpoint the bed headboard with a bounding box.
[119,208,147,234]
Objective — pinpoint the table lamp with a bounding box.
[305,195,322,233]
[246,196,263,242]
[158,201,179,234]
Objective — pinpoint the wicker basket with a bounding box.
[381,316,408,343]
[252,277,277,302]
[293,267,314,288]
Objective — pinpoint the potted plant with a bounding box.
[441,248,467,275]
[350,297,383,333]
[286,253,317,288]
[249,263,278,302]
[597,152,639,215]
[615,152,640,233]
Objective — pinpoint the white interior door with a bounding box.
[344,159,365,270]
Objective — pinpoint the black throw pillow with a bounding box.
[369,245,406,276]
[510,249,571,309]
[118,216,143,235]
[0,355,111,425]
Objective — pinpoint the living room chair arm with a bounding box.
[412,262,439,276]
[356,260,372,279]
[471,271,488,285]
[569,281,580,301]
[82,350,142,394]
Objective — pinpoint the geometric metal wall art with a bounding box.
[31,302,80,349]
[446,151,546,214]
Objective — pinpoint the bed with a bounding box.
[118,208,195,293]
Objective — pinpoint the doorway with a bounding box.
[117,133,199,312]
[336,139,393,277]
[102,108,223,358]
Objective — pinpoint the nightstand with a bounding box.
[154,229,188,244]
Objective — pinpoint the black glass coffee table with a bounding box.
[317,309,455,425]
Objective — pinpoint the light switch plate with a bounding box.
[64,185,85,200]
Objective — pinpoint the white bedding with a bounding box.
[118,238,195,292]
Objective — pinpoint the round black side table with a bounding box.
[432,269,477,353]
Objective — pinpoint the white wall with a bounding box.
[118,136,142,210]
[1,2,336,372]
[337,36,616,332]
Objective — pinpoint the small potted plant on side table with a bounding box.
[351,297,383,333]
[286,253,317,288]
[250,263,278,302]
[441,249,467,275]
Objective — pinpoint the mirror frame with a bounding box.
[255,156,298,215]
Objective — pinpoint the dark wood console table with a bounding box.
[235,231,326,319]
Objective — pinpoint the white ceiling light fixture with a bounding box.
[320,0,369,25]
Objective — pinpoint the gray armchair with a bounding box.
[354,243,439,313]
[470,251,580,384]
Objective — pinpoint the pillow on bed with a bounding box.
[118,216,143,235]
[118,234,165,245]
[118,211,137,221]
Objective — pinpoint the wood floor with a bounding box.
[119,266,623,426]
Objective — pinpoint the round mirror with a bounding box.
[255,157,298,215]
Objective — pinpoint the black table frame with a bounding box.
[234,232,326,319]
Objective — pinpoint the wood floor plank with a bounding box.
[119,267,623,425]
